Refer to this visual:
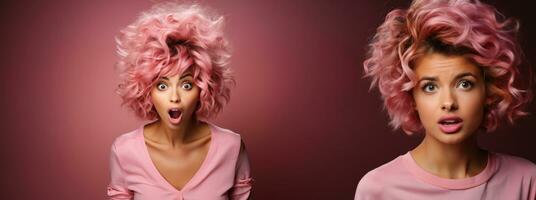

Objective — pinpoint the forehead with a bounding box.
[413,53,481,78]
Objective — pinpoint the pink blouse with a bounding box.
[106,122,253,200]
[355,152,536,200]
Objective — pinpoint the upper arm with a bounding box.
[107,143,134,200]
[529,169,536,200]
[230,139,253,200]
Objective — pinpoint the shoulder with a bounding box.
[356,154,408,198]
[207,122,247,162]
[111,127,142,157]
[208,122,242,146]
[495,152,536,177]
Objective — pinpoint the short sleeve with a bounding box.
[530,171,536,200]
[107,143,134,200]
[230,140,253,200]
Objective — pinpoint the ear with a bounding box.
[484,87,495,107]
[484,98,494,108]
[149,106,159,120]
[410,94,418,110]
[194,99,202,112]
[483,81,496,108]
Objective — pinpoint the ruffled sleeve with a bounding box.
[107,143,134,199]
[230,140,253,200]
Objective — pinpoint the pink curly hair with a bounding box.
[115,2,234,120]
[364,0,532,134]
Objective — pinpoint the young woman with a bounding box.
[355,0,536,199]
[107,3,252,199]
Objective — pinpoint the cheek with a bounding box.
[413,94,436,126]
[183,90,201,111]
[459,91,486,119]
[414,93,432,113]
[150,92,165,111]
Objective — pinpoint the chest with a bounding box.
[145,139,210,191]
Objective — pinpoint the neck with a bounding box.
[156,117,199,148]
[410,134,487,179]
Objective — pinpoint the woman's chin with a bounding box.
[429,129,473,145]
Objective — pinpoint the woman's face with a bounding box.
[412,53,486,144]
[150,71,200,129]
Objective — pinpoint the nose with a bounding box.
[170,88,180,103]
[441,89,458,111]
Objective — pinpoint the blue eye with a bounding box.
[422,83,437,93]
[457,80,473,90]
[181,82,193,90]
[157,83,167,90]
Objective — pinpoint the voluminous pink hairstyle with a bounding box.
[115,2,234,120]
[364,0,532,134]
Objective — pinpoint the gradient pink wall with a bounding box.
[1,0,534,199]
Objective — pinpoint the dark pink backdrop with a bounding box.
[1,0,534,199]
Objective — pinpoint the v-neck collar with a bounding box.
[137,122,218,193]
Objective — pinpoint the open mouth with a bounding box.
[439,119,461,125]
[169,108,181,118]
[437,116,463,134]
[168,108,182,124]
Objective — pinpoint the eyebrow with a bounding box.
[159,73,193,81]
[417,72,478,83]
[180,73,193,79]
[454,72,477,80]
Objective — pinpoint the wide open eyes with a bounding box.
[155,81,194,91]
[422,82,438,93]
[156,82,168,91]
[456,79,473,90]
[181,82,193,90]
[420,79,474,93]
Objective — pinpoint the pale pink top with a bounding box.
[106,122,253,200]
[355,152,536,200]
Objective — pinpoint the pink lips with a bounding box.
[168,108,182,124]
[437,115,463,134]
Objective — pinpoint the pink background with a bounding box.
[1,0,535,199]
